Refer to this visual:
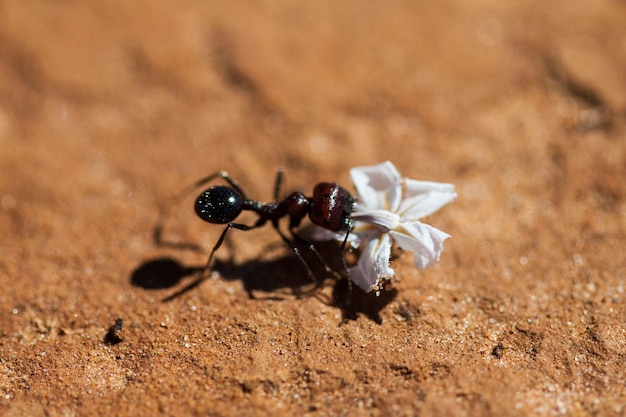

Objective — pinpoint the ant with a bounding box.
[157,169,356,300]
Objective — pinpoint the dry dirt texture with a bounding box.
[1,1,625,416]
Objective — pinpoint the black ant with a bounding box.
[157,169,356,300]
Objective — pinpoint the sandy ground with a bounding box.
[1,1,625,416]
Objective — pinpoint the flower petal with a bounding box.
[349,234,395,292]
[350,161,403,212]
[304,225,365,249]
[390,221,451,269]
[399,179,457,221]
[351,209,401,231]
[306,225,347,242]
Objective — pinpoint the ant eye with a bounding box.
[195,186,243,224]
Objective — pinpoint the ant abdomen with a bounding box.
[195,186,244,224]
[310,183,356,232]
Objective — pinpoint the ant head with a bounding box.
[310,183,356,232]
[195,186,243,224]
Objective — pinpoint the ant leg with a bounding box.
[337,227,353,277]
[290,228,343,281]
[204,222,257,271]
[162,222,260,302]
[214,172,249,200]
[170,171,227,201]
[273,168,284,201]
[271,224,320,287]
[153,208,204,252]
[169,170,249,202]
[340,227,352,252]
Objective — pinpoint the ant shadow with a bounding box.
[130,242,397,324]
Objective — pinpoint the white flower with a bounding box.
[328,161,457,293]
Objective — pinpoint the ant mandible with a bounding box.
[159,169,356,300]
